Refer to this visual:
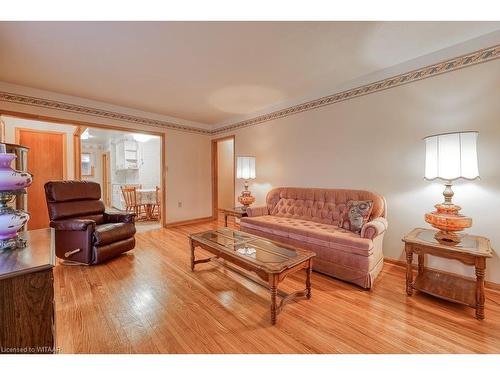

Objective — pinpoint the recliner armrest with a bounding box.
[104,212,136,224]
[50,219,96,231]
[361,217,388,239]
[245,206,268,217]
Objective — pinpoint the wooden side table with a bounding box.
[402,228,493,320]
[218,207,248,227]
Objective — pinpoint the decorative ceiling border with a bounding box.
[212,43,500,135]
[0,92,211,135]
[0,44,499,136]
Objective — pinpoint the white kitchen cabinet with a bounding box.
[115,140,139,170]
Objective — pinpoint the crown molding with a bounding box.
[212,44,500,135]
[0,91,212,135]
[1,44,498,137]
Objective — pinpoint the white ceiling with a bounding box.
[1,21,499,125]
[81,127,125,145]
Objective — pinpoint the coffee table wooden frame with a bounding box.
[189,229,315,325]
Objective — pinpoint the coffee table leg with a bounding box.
[306,261,312,299]
[224,214,228,227]
[475,257,486,320]
[190,239,195,271]
[269,275,278,325]
[405,244,414,296]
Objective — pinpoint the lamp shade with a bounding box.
[236,156,256,180]
[424,131,479,181]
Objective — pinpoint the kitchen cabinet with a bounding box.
[115,140,139,170]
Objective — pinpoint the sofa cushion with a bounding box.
[93,222,136,246]
[240,216,374,257]
[45,180,101,202]
[267,188,385,226]
[271,197,346,226]
[48,200,105,221]
[339,200,373,233]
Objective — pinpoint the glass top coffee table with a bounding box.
[189,228,316,324]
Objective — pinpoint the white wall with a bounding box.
[217,138,234,209]
[0,81,213,224]
[221,59,500,284]
[2,115,76,179]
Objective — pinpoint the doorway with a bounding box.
[1,112,167,230]
[78,127,163,232]
[212,136,235,219]
[16,128,66,229]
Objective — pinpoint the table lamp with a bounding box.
[0,142,32,250]
[423,131,479,244]
[236,156,256,211]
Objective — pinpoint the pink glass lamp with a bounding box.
[0,143,32,250]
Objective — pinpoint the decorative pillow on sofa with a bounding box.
[339,200,373,234]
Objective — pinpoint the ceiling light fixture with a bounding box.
[80,129,93,140]
[132,133,156,143]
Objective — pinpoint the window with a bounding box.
[81,152,94,176]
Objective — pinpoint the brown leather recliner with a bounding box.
[44,180,136,265]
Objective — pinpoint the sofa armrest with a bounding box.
[104,212,136,224]
[246,206,268,217]
[361,217,388,239]
[50,219,96,231]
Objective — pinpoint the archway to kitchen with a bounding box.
[0,113,165,233]
[78,127,162,232]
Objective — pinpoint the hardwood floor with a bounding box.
[53,219,500,354]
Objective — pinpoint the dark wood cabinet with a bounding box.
[0,229,56,354]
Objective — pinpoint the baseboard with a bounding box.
[384,257,500,292]
[164,216,214,228]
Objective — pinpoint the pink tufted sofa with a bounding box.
[240,187,388,289]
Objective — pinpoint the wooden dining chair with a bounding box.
[120,186,144,219]
[150,186,160,221]
[124,184,142,189]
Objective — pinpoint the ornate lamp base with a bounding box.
[0,235,27,250]
[433,230,463,245]
[425,181,472,245]
[0,189,30,250]
[238,180,255,211]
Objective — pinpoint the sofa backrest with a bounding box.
[266,187,386,226]
[44,180,105,224]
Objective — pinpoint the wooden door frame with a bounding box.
[73,126,87,180]
[0,117,5,142]
[1,110,167,228]
[15,127,68,179]
[101,151,111,206]
[211,135,236,220]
